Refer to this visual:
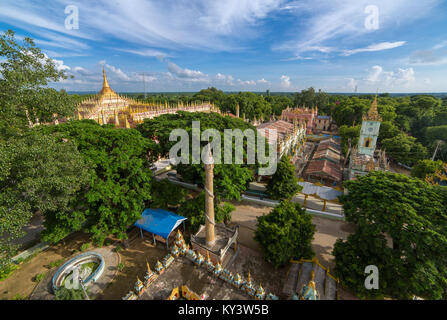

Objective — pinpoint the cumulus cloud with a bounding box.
[280,75,292,88]
[99,61,131,81]
[345,77,358,90]
[167,62,207,80]
[365,65,415,87]
[215,73,235,85]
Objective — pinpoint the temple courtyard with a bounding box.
[0,201,357,300]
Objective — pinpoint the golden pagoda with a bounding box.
[76,67,217,128]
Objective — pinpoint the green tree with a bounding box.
[177,193,235,233]
[137,111,257,201]
[254,200,315,267]
[0,30,77,138]
[381,133,427,165]
[412,159,445,179]
[332,97,370,127]
[339,125,360,155]
[334,171,447,299]
[37,120,152,245]
[150,179,187,210]
[266,156,301,200]
[0,132,90,269]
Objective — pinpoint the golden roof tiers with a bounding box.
[363,96,382,122]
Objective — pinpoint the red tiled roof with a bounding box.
[257,120,296,143]
[304,160,342,182]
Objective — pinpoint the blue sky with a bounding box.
[1,0,447,93]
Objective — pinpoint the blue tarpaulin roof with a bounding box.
[134,208,187,239]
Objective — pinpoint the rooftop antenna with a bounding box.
[141,72,147,99]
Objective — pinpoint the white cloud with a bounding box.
[346,78,358,90]
[73,66,91,76]
[103,62,131,81]
[115,48,168,61]
[365,65,383,82]
[257,78,269,84]
[215,73,235,85]
[341,41,406,56]
[274,0,440,57]
[167,62,207,80]
[365,65,415,87]
[0,0,285,52]
[237,79,257,86]
[280,75,291,88]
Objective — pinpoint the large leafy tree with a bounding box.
[266,155,301,200]
[36,120,152,245]
[338,125,360,155]
[334,171,447,299]
[381,133,427,165]
[254,200,315,267]
[0,132,90,268]
[0,30,77,138]
[332,97,371,127]
[137,111,258,201]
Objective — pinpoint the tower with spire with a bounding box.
[358,95,382,156]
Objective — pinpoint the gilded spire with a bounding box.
[99,67,118,99]
[364,95,382,122]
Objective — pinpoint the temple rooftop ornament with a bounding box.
[299,271,320,300]
[155,260,165,275]
[363,95,382,122]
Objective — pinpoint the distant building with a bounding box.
[280,107,337,134]
[314,115,332,132]
[348,96,389,180]
[280,107,318,134]
[256,120,306,161]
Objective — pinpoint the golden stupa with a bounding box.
[76,68,217,128]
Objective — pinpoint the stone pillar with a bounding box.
[204,146,215,247]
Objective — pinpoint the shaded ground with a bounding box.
[0,233,99,300]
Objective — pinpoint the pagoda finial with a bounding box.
[364,94,382,122]
[248,271,251,283]
[146,261,151,273]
